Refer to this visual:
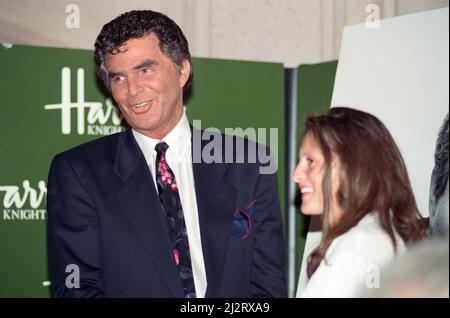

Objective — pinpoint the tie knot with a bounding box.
[155,142,169,154]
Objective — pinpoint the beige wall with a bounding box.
[0,0,448,67]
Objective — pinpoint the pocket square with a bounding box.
[232,200,256,240]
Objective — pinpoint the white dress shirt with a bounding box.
[132,108,207,298]
[298,213,406,298]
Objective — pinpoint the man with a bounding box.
[46,10,286,298]
[428,113,449,239]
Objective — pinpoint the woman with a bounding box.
[293,107,427,297]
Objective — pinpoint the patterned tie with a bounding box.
[155,142,196,298]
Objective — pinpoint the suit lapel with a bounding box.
[192,128,237,297]
[114,130,184,297]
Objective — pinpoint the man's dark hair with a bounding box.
[430,114,449,216]
[94,10,193,92]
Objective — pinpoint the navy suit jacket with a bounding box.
[46,128,287,297]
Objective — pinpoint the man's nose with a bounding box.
[127,76,143,97]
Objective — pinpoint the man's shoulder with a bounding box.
[53,130,127,162]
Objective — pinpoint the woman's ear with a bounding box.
[330,156,341,193]
[330,156,343,226]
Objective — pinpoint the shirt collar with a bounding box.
[132,107,191,165]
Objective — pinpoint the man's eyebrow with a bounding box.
[108,60,158,79]
[133,59,158,70]
[108,71,123,79]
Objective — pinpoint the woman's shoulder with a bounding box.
[328,213,402,264]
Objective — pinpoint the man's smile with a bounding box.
[129,100,153,113]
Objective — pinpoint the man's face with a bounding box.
[105,33,190,139]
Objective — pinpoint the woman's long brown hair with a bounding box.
[305,107,427,278]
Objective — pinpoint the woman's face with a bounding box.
[292,134,341,222]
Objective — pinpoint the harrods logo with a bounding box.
[44,67,124,136]
[0,180,47,220]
